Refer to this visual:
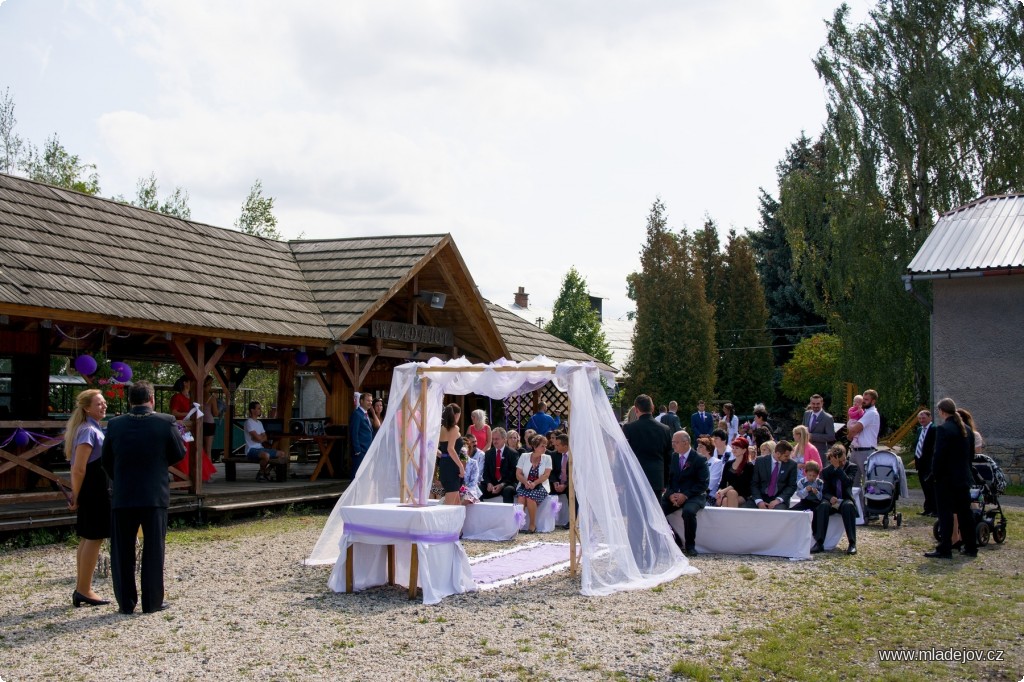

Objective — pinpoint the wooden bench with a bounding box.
[222,453,288,482]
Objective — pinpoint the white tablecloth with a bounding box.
[462,501,519,541]
[689,506,812,559]
[327,503,476,604]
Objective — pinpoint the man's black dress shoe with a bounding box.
[72,591,111,607]
[959,548,978,557]
[924,550,952,559]
[143,601,170,614]
[683,546,697,557]
[810,543,824,554]
[847,545,857,555]
[918,511,934,517]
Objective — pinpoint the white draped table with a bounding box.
[327,503,476,604]
[690,506,812,559]
[462,501,520,541]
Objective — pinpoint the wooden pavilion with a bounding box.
[0,173,613,530]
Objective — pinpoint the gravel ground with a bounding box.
[0,505,1012,681]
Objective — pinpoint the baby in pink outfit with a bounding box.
[847,395,865,422]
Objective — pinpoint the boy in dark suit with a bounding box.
[101,380,185,614]
[661,431,709,554]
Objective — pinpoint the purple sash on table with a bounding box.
[344,522,460,544]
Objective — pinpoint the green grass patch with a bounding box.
[669,659,715,682]
[164,513,320,546]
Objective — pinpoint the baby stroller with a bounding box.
[933,454,1008,546]
[863,449,907,528]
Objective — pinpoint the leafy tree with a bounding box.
[782,0,1024,418]
[781,334,842,404]
[126,172,192,219]
[750,134,826,367]
[235,179,281,239]
[0,87,24,175]
[625,198,716,409]
[545,266,612,364]
[715,230,774,408]
[20,133,100,195]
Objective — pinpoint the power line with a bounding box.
[719,343,801,351]
[718,324,828,333]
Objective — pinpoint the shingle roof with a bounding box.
[290,235,446,339]
[0,173,329,341]
[908,194,1024,274]
[486,301,616,373]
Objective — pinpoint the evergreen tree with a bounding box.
[235,179,281,239]
[20,133,100,195]
[625,198,716,409]
[545,267,612,365]
[691,217,723,314]
[715,230,774,409]
[750,134,826,367]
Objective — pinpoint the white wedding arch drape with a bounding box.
[306,356,697,596]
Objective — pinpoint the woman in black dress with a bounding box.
[64,388,111,607]
[715,437,755,508]
[437,404,466,505]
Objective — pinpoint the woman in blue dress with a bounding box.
[515,434,553,533]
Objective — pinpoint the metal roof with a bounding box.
[907,194,1024,274]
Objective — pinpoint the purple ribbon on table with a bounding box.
[513,507,527,526]
[344,522,460,544]
[550,497,561,514]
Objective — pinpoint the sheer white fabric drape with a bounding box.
[306,357,696,595]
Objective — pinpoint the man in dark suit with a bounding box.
[744,440,798,509]
[811,444,858,554]
[101,380,185,614]
[550,433,574,528]
[661,401,682,435]
[622,394,672,496]
[926,398,977,559]
[690,400,714,439]
[481,427,518,503]
[912,409,936,516]
[350,392,374,476]
[802,394,836,453]
[661,431,709,554]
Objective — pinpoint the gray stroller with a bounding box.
[863,449,907,529]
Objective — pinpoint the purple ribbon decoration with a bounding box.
[550,497,561,514]
[513,507,527,526]
[0,429,64,449]
[343,522,460,544]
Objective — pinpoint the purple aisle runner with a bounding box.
[470,542,571,587]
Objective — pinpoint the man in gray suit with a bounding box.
[802,394,836,453]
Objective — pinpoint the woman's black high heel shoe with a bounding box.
[73,590,110,607]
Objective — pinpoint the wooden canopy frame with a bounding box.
[403,365,581,576]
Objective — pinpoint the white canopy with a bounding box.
[306,356,697,596]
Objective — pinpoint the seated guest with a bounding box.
[716,437,755,507]
[744,440,798,509]
[244,401,288,482]
[506,430,524,453]
[759,440,777,459]
[550,433,573,529]
[711,429,731,464]
[812,444,858,554]
[792,425,823,479]
[522,429,537,453]
[790,460,824,511]
[481,427,518,503]
[515,435,552,533]
[461,440,486,504]
[661,431,709,555]
[695,436,724,505]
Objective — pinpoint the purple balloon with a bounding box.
[13,428,30,448]
[295,351,309,366]
[74,354,98,376]
[110,361,133,382]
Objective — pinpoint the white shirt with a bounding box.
[706,454,725,496]
[726,415,739,444]
[244,417,266,451]
[855,406,880,449]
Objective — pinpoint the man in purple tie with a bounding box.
[744,440,798,509]
[661,431,709,555]
[802,394,836,452]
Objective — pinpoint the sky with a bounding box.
[0,0,871,321]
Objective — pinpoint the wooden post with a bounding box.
[345,545,354,594]
[387,545,396,585]
[408,543,419,599]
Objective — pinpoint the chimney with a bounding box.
[588,295,603,322]
[514,286,529,308]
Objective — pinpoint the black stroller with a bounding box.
[932,454,1007,546]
